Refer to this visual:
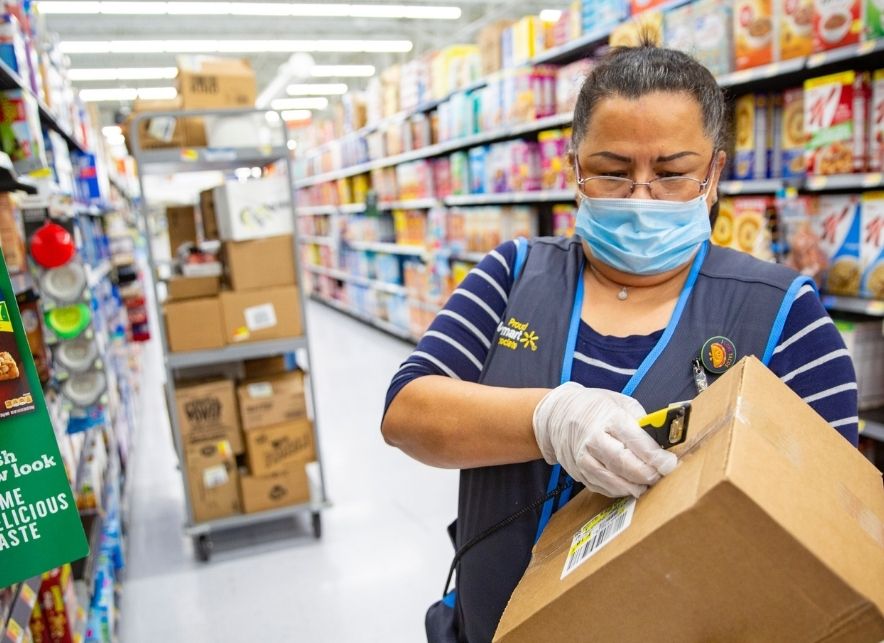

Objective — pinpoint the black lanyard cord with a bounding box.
[443,478,577,597]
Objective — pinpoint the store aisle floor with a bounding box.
[120,303,458,642]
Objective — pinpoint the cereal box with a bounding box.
[780,0,814,59]
[868,0,884,36]
[733,196,775,258]
[872,70,884,172]
[712,197,736,248]
[814,194,862,295]
[734,0,775,70]
[781,88,807,178]
[539,129,568,190]
[860,191,884,300]
[582,0,630,34]
[555,59,593,115]
[631,0,669,15]
[813,0,862,50]
[693,0,734,75]
[609,10,664,47]
[804,71,858,175]
[732,94,769,180]
[553,204,577,237]
[664,3,695,54]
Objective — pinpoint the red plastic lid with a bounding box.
[30,222,76,269]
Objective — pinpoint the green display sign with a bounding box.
[0,250,88,587]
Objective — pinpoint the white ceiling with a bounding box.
[41,0,557,123]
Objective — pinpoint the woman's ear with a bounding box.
[706,149,727,210]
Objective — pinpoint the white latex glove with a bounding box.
[533,382,678,498]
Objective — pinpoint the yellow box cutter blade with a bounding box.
[639,402,691,449]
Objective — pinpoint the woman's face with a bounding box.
[573,91,726,209]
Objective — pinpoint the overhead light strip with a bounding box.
[79,86,177,102]
[271,97,329,110]
[68,66,179,81]
[309,65,375,78]
[59,39,413,54]
[38,2,461,19]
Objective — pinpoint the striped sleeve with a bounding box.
[767,283,859,445]
[384,241,519,413]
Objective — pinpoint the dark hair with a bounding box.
[571,43,728,153]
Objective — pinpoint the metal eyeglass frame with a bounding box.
[574,154,718,201]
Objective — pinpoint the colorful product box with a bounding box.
[814,194,862,295]
[609,10,664,46]
[734,0,775,70]
[780,0,815,58]
[556,59,593,115]
[631,0,669,15]
[780,88,807,178]
[663,3,695,54]
[733,94,769,180]
[539,129,569,190]
[813,0,863,50]
[0,88,47,174]
[553,204,577,237]
[860,191,884,300]
[489,143,510,193]
[804,71,864,175]
[450,151,469,196]
[693,0,734,75]
[872,70,884,172]
[732,197,774,257]
[509,140,542,192]
[583,0,630,33]
[868,0,884,36]
[468,146,490,195]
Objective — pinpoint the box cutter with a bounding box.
[639,401,691,449]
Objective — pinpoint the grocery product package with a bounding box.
[185,439,241,523]
[804,71,866,175]
[174,378,244,454]
[813,194,862,295]
[693,0,734,75]
[813,0,862,50]
[734,0,776,70]
[860,191,884,299]
[779,0,814,58]
[494,357,884,643]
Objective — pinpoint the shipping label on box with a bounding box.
[244,419,315,477]
[174,379,243,454]
[237,371,307,431]
[860,191,884,299]
[804,71,857,175]
[814,194,862,295]
[185,439,241,524]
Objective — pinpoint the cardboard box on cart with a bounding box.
[184,439,241,524]
[237,370,308,431]
[219,286,302,344]
[494,357,884,643]
[239,466,310,514]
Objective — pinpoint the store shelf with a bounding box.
[822,295,884,317]
[299,235,335,246]
[717,58,808,89]
[185,500,325,536]
[377,198,440,210]
[0,60,87,154]
[166,337,308,369]
[311,294,419,343]
[294,113,574,189]
[806,39,884,69]
[2,576,40,642]
[137,146,288,175]
[444,190,574,206]
[451,251,487,263]
[0,152,37,194]
[306,264,408,295]
[719,179,788,195]
[860,418,884,443]
[10,271,34,296]
[803,173,884,192]
[345,241,427,256]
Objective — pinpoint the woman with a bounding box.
[382,44,857,643]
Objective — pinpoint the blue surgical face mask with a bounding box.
[575,195,712,276]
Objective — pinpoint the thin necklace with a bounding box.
[588,263,629,301]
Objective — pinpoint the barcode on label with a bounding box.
[244,303,277,331]
[561,497,636,579]
[203,464,229,489]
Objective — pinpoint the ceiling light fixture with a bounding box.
[309,65,375,78]
[38,2,461,20]
[271,97,329,110]
[79,86,177,102]
[286,83,348,96]
[68,67,178,81]
[281,109,312,121]
[59,39,413,54]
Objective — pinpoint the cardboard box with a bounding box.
[38,565,77,643]
[495,357,884,643]
[244,419,315,477]
[239,467,310,514]
[813,0,862,51]
[199,188,219,240]
[174,378,243,454]
[126,99,206,149]
[871,69,884,173]
[244,355,291,379]
[223,235,296,291]
[184,439,241,524]
[780,0,814,59]
[860,191,884,299]
[780,88,806,179]
[213,176,294,241]
[237,371,307,431]
[219,286,302,344]
[734,0,775,70]
[164,296,225,352]
[692,0,733,76]
[813,194,862,295]
[166,204,197,254]
[804,71,862,175]
[167,275,220,300]
[177,55,257,110]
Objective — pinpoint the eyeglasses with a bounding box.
[575,155,718,201]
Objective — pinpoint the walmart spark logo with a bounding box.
[497,318,539,352]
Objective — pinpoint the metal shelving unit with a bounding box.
[309,294,419,343]
[129,108,329,559]
[1,576,39,642]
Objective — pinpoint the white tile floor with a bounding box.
[119,302,458,641]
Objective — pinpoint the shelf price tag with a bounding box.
[5,618,23,643]
[858,41,877,55]
[0,251,88,588]
[180,149,199,162]
[862,173,883,188]
[807,176,828,190]
[807,53,828,67]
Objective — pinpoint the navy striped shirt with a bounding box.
[385,239,859,445]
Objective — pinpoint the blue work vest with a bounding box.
[453,237,811,643]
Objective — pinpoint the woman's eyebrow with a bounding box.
[589,151,631,162]
[656,151,701,162]
[588,151,701,163]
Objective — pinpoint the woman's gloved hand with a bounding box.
[533,382,678,498]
